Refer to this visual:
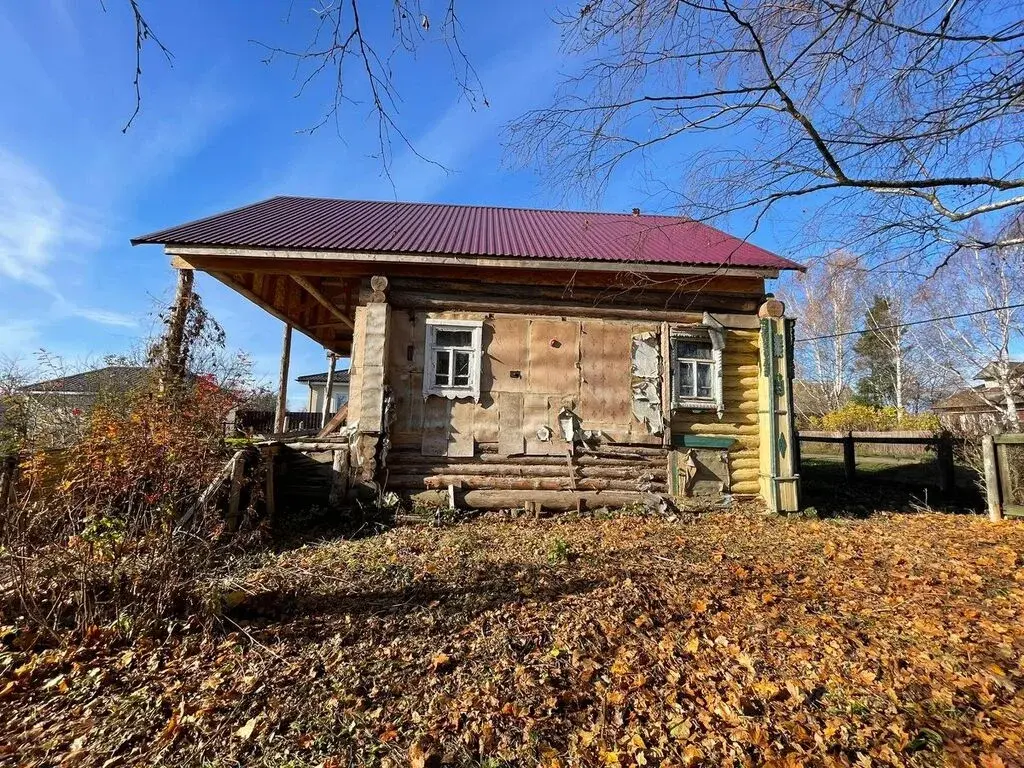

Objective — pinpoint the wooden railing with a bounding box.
[232,410,324,435]
[796,430,956,492]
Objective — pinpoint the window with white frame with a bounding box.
[671,330,725,417]
[423,319,483,400]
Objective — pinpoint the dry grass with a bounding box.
[3,507,1024,767]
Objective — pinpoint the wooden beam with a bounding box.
[292,275,355,329]
[321,352,337,424]
[274,324,292,434]
[203,270,351,354]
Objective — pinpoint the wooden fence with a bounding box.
[232,410,324,435]
[796,431,956,492]
[982,433,1024,521]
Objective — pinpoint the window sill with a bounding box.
[424,388,479,402]
[672,400,718,412]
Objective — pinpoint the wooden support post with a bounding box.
[936,433,956,494]
[226,451,246,531]
[328,448,348,508]
[0,454,16,518]
[321,352,337,425]
[274,323,293,434]
[983,435,1002,521]
[264,447,277,524]
[842,431,856,483]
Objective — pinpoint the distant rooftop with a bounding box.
[133,196,803,272]
[296,370,351,384]
[20,366,151,394]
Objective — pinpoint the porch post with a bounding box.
[348,276,391,491]
[757,299,800,513]
[321,351,337,425]
[274,323,292,434]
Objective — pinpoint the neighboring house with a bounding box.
[17,366,152,443]
[297,369,351,414]
[933,362,1024,434]
[134,196,804,512]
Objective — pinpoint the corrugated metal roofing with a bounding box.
[133,196,802,271]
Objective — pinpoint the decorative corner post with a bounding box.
[757,298,801,513]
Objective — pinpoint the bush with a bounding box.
[1,378,252,637]
[810,404,940,432]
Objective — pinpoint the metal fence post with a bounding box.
[982,435,1002,522]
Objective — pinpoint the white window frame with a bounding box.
[671,328,725,416]
[423,318,484,401]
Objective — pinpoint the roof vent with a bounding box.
[631,207,641,217]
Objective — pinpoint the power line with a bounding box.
[795,301,1024,342]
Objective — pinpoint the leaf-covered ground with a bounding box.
[3,509,1024,767]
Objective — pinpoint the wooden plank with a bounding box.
[498,391,526,457]
[292,275,355,329]
[528,319,581,397]
[421,397,450,457]
[983,435,1002,521]
[994,433,1024,445]
[448,400,476,458]
[579,320,632,429]
[484,316,529,394]
[523,393,561,456]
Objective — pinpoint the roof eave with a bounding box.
[161,243,789,279]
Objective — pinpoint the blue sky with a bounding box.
[0,0,791,404]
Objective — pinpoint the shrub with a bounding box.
[810,404,940,432]
[1,378,250,637]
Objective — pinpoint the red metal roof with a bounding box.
[133,196,802,271]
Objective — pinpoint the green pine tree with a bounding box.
[852,295,902,408]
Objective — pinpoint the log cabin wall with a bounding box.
[351,274,766,507]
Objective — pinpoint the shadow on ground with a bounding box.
[799,457,983,517]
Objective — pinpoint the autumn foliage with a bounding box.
[3,510,1022,766]
[2,376,239,634]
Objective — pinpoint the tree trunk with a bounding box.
[161,268,194,390]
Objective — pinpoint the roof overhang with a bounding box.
[164,244,782,279]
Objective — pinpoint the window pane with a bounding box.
[676,340,712,360]
[434,349,450,386]
[434,329,473,347]
[696,362,713,398]
[679,360,694,397]
[453,351,471,387]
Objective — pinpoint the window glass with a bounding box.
[453,350,471,386]
[679,360,694,397]
[434,329,473,347]
[696,362,713,398]
[434,349,450,386]
[676,340,712,360]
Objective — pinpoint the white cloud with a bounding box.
[0,147,101,288]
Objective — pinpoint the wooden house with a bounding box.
[134,197,804,513]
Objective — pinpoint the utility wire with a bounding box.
[795,301,1024,342]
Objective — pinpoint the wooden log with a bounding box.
[226,452,246,532]
[385,452,666,468]
[461,490,647,511]
[160,268,194,389]
[177,449,246,529]
[382,291,737,322]
[383,461,665,476]
[321,353,337,424]
[328,449,348,507]
[387,475,667,492]
[983,435,1002,522]
[274,324,292,435]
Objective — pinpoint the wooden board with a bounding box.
[579,320,633,430]
[528,319,581,399]
[523,393,563,456]
[497,391,526,457]
[483,316,529,394]
[448,400,476,458]
[421,397,450,456]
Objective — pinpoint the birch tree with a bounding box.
[921,245,1024,430]
[788,253,862,417]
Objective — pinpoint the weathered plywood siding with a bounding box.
[389,312,664,452]
[671,329,761,495]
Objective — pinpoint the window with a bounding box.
[674,339,715,401]
[671,329,725,417]
[423,319,483,400]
